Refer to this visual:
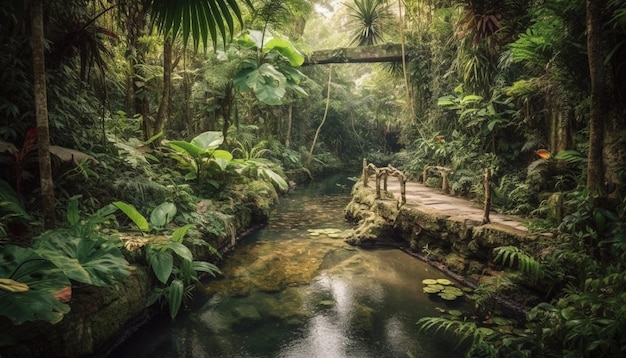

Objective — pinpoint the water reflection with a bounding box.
[110,175,467,358]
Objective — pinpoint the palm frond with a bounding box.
[147,0,253,50]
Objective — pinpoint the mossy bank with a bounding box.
[343,180,545,316]
[0,180,280,358]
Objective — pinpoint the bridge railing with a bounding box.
[422,164,492,224]
[422,165,453,194]
[361,158,407,206]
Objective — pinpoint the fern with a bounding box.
[417,316,498,356]
[554,150,587,165]
[494,246,543,282]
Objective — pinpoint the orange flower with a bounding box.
[536,149,551,159]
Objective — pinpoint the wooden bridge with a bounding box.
[361,160,528,233]
[303,44,404,65]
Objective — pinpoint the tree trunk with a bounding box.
[124,2,150,140]
[31,0,56,229]
[585,0,607,196]
[285,104,292,148]
[482,168,491,224]
[398,0,415,123]
[154,35,173,144]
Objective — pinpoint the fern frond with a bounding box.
[417,316,492,351]
[494,246,543,282]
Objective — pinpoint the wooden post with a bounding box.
[375,170,381,199]
[362,158,368,187]
[441,170,450,194]
[400,177,407,205]
[423,165,429,183]
[482,168,491,224]
[383,169,388,191]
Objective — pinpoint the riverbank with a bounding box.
[0,164,348,358]
[343,178,544,319]
[0,181,277,358]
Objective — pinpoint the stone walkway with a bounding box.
[381,179,529,233]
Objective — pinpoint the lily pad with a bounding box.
[442,287,464,297]
[436,278,452,285]
[448,309,463,317]
[477,327,496,336]
[422,279,438,285]
[462,287,474,293]
[423,286,442,294]
[438,292,457,300]
[427,284,445,291]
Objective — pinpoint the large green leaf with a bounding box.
[213,149,233,161]
[113,201,150,232]
[260,167,289,191]
[244,29,265,48]
[213,157,231,171]
[171,224,194,243]
[150,202,177,228]
[34,231,130,287]
[66,196,80,227]
[281,66,305,85]
[149,250,173,284]
[264,37,304,66]
[233,66,256,92]
[168,141,205,158]
[255,81,286,105]
[0,246,71,324]
[191,131,224,150]
[0,179,32,221]
[166,241,193,262]
[168,279,184,318]
[192,260,221,277]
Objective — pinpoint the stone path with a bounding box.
[381,179,529,233]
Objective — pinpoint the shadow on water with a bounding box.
[110,173,468,358]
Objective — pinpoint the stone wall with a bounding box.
[344,183,537,281]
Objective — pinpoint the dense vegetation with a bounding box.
[1,0,625,357]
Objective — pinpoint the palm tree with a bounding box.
[346,0,393,46]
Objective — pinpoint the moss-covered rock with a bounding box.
[0,266,152,358]
[471,223,533,251]
[443,253,468,274]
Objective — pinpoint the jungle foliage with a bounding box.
[0,0,625,356]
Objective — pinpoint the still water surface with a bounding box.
[111,174,466,358]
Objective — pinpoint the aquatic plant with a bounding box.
[422,278,465,301]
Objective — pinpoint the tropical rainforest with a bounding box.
[1,0,626,357]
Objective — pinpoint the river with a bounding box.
[110,173,467,358]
